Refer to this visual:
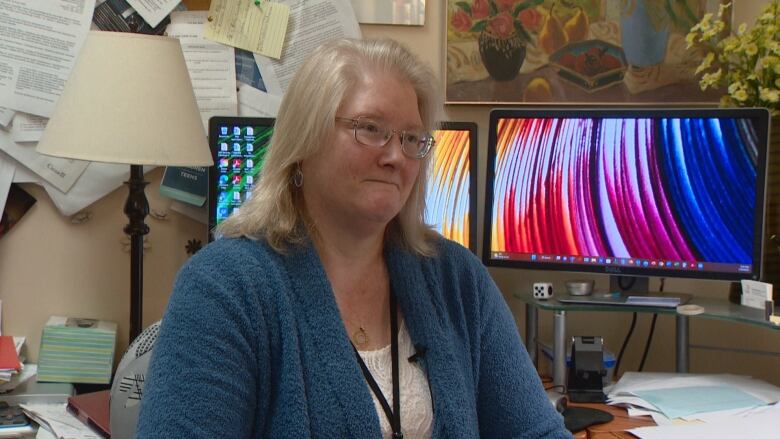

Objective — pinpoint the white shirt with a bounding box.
[357,321,434,439]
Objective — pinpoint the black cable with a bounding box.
[614,312,637,380]
[638,314,657,371]
[638,278,665,372]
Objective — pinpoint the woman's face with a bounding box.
[301,71,423,237]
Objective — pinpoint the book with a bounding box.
[159,166,208,206]
[67,390,111,437]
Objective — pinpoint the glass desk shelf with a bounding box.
[513,290,780,387]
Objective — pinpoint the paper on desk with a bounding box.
[238,83,282,117]
[633,386,766,419]
[0,127,89,193]
[0,108,14,128]
[629,403,780,439]
[609,372,780,405]
[21,403,102,439]
[253,0,361,95]
[126,0,180,28]
[11,160,37,184]
[0,0,95,118]
[11,113,47,143]
[167,13,238,129]
[204,0,290,59]
[0,363,36,393]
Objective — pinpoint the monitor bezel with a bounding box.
[207,116,275,241]
[482,107,770,282]
[433,121,479,254]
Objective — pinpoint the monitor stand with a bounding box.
[609,275,649,294]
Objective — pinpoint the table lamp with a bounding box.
[37,31,213,342]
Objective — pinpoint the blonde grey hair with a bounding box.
[216,38,441,255]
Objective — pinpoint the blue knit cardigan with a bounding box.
[136,237,570,438]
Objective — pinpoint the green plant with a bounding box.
[450,0,544,43]
[686,1,780,116]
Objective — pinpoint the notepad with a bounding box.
[633,385,766,419]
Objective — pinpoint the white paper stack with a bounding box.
[606,372,780,437]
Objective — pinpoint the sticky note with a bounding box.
[204,0,290,59]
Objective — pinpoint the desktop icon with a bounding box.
[221,126,228,135]
[246,143,254,152]
[246,159,254,168]
[531,254,537,261]
[697,263,704,269]
[219,158,229,168]
[220,143,228,151]
[245,191,252,200]
[246,175,254,185]
[233,158,242,168]
[218,175,229,185]
[232,174,242,185]
[233,143,242,152]
[217,206,229,219]
[233,191,241,201]
[233,126,240,136]
[246,127,253,136]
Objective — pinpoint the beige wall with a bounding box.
[1,0,777,384]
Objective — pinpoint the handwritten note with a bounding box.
[204,0,290,59]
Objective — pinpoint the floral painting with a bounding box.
[445,0,729,104]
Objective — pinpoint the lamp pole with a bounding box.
[123,164,149,342]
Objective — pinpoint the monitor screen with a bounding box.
[425,122,478,253]
[208,116,274,239]
[483,108,770,281]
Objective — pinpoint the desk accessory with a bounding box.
[566,336,606,403]
[565,280,594,296]
[533,282,553,300]
[38,317,117,384]
[36,31,213,342]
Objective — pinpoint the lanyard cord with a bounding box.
[351,290,402,439]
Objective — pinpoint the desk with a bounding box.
[569,402,655,438]
[519,290,780,387]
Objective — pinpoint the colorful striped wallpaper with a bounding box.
[425,129,472,249]
[489,117,759,265]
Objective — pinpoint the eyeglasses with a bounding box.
[335,116,435,159]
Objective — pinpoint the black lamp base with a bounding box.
[124,164,149,342]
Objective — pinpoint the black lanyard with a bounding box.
[351,290,402,439]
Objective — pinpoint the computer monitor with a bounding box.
[483,108,770,285]
[208,116,274,240]
[426,122,478,253]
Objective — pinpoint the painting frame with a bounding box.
[444,0,730,105]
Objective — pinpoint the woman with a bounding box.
[137,38,569,438]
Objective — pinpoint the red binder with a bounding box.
[0,336,21,371]
[67,390,111,437]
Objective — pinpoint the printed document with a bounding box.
[0,107,13,128]
[0,0,96,117]
[238,83,281,117]
[11,113,47,143]
[0,126,88,193]
[204,0,290,59]
[0,151,14,216]
[167,12,238,129]
[253,0,361,95]
[126,0,181,28]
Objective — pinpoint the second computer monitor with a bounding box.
[426,122,478,253]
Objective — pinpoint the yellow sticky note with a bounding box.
[204,0,290,59]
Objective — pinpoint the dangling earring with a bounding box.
[292,164,303,188]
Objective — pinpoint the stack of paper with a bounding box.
[38,316,117,384]
[0,335,22,383]
[606,372,780,437]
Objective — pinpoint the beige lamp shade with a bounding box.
[37,31,213,167]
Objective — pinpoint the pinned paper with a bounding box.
[204,0,290,59]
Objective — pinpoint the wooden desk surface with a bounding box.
[543,378,655,438]
[569,402,655,438]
